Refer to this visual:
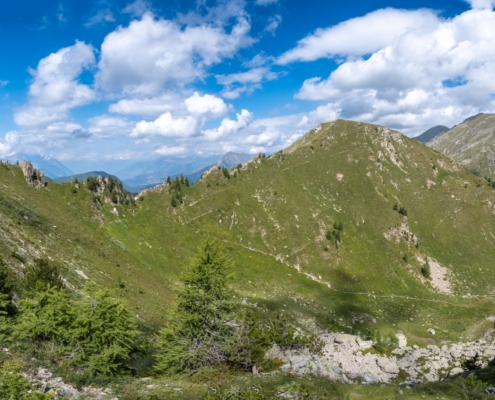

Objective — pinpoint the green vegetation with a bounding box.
[3,120,495,397]
[421,261,431,279]
[23,258,63,292]
[155,241,321,376]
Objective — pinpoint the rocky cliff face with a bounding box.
[20,161,45,188]
[428,113,495,178]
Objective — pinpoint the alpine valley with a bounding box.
[3,119,495,399]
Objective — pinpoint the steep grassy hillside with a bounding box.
[429,113,495,178]
[2,120,495,346]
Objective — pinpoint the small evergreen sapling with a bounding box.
[421,261,431,279]
[0,258,15,317]
[24,258,64,292]
[155,240,235,375]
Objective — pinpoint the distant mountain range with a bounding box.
[52,171,148,194]
[49,152,254,193]
[413,125,450,143]
[117,152,253,187]
[2,153,73,179]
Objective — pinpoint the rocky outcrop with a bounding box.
[26,367,118,399]
[20,161,45,188]
[266,332,495,384]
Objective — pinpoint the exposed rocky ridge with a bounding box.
[20,161,45,188]
[429,113,495,178]
[267,331,495,384]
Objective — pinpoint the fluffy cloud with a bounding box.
[216,67,279,99]
[466,0,495,9]
[203,109,253,140]
[108,93,184,117]
[14,41,95,129]
[264,14,282,35]
[185,92,229,117]
[85,9,115,27]
[88,115,133,138]
[278,8,439,64]
[130,92,229,137]
[123,0,151,17]
[0,131,20,157]
[284,8,495,135]
[155,145,186,155]
[96,13,253,96]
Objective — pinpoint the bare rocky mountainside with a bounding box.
[429,113,495,179]
[3,119,495,397]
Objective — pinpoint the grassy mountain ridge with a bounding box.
[429,113,495,178]
[2,120,495,346]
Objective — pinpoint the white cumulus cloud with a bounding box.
[0,131,20,157]
[278,8,439,64]
[96,13,253,96]
[14,41,95,129]
[284,7,495,135]
[130,92,229,138]
[466,0,495,9]
[203,109,253,140]
[155,145,186,155]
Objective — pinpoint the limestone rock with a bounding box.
[377,357,399,374]
[396,333,407,348]
[427,328,436,335]
[484,348,495,356]
[334,333,353,344]
[20,161,45,188]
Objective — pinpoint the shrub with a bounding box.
[398,206,408,216]
[0,258,16,317]
[221,167,231,179]
[66,284,141,376]
[0,361,31,399]
[13,283,140,377]
[86,176,98,192]
[326,221,344,245]
[421,261,431,279]
[13,287,74,342]
[23,258,63,292]
[171,196,177,207]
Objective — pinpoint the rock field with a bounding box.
[266,332,495,384]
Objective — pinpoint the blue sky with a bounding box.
[0,0,493,173]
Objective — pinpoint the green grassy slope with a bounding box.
[2,120,495,346]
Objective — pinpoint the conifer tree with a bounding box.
[0,258,15,317]
[66,284,140,376]
[166,176,171,185]
[24,258,64,292]
[155,240,235,374]
[185,176,190,186]
[422,261,431,279]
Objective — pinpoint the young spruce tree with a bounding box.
[154,240,235,375]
